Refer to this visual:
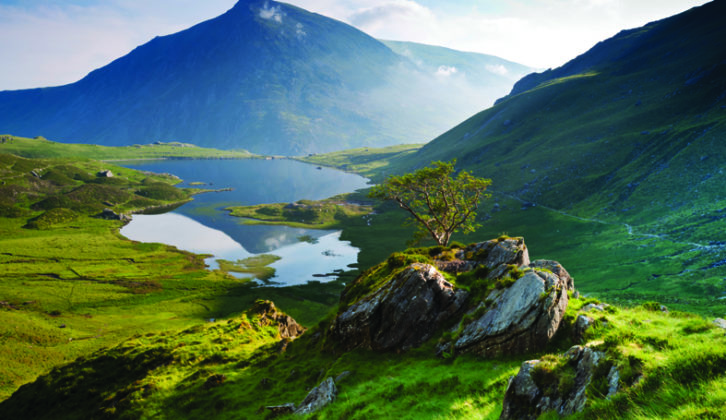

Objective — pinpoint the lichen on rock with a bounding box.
[500,345,611,420]
[330,263,468,351]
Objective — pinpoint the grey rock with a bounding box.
[528,260,574,291]
[97,170,114,177]
[335,371,353,383]
[573,314,594,343]
[442,269,569,357]
[713,318,726,329]
[435,259,474,274]
[581,303,609,312]
[462,237,530,269]
[606,365,620,398]
[331,263,468,351]
[294,377,337,415]
[500,345,606,420]
[95,208,130,222]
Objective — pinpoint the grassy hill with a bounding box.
[305,0,726,315]
[0,135,252,160]
[2,242,725,419]
[0,151,346,401]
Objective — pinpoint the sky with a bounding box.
[0,0,711,90]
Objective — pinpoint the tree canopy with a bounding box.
[369,160,491,246]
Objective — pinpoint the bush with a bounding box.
[25,208,79,230]
[135,183,185,201]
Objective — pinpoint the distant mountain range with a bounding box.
[0,0,531,155]
[401,0,726,236]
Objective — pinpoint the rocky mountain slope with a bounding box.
[0,0,530,155]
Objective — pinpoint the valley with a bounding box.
[1,0,726,418]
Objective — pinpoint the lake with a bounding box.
[118,159,370,286]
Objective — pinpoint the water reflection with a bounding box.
[121,213,359,286]
[120,159,370,253]
[118,159,369,286]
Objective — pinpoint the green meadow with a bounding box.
[0,135,253,161]
[1,137,726,418]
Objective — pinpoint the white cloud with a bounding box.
[289,0,711,69]
[435,65,458,77]
[0,0,713,90]
[259,2,283,23]
[296,22,307,38]
[486,64,509,76]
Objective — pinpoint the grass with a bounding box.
[216,254,282,281]
[296,144,423,180]
[3,241,726,419]
[0,135,252,160]
[226,195,373,229]
[0,152,344,401]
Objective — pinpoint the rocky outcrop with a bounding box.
[95,208,130,221]
[434,237,529,274]
[330,263,468,351]
[573,314,594,343]
[439,268,570,357]
[251,300,306,340]
[500,345,609,420]
[268,377,338,417]
[468,237,531,267]
[528,260,573,291]
[330,237,574,356]
[294,377,337,415]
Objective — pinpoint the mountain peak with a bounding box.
[0,1,530,155]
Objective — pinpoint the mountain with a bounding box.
[383,40,532,101]
[401,0,726,230]
[361,0,726,311]
[0,0,531,155]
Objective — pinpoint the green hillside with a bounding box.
[353,0,726,313]
[2,242,726,419]
[0,135,252,160]
[0,152,344,401]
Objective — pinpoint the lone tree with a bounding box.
[369,160,491,246]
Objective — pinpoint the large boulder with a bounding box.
[330,263,468,352]
[500,345,613,419]
[330,237,572,357]
[438,268,569,357]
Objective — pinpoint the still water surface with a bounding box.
[119,159,370,286]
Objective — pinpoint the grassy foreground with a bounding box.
[2,242,725,419]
